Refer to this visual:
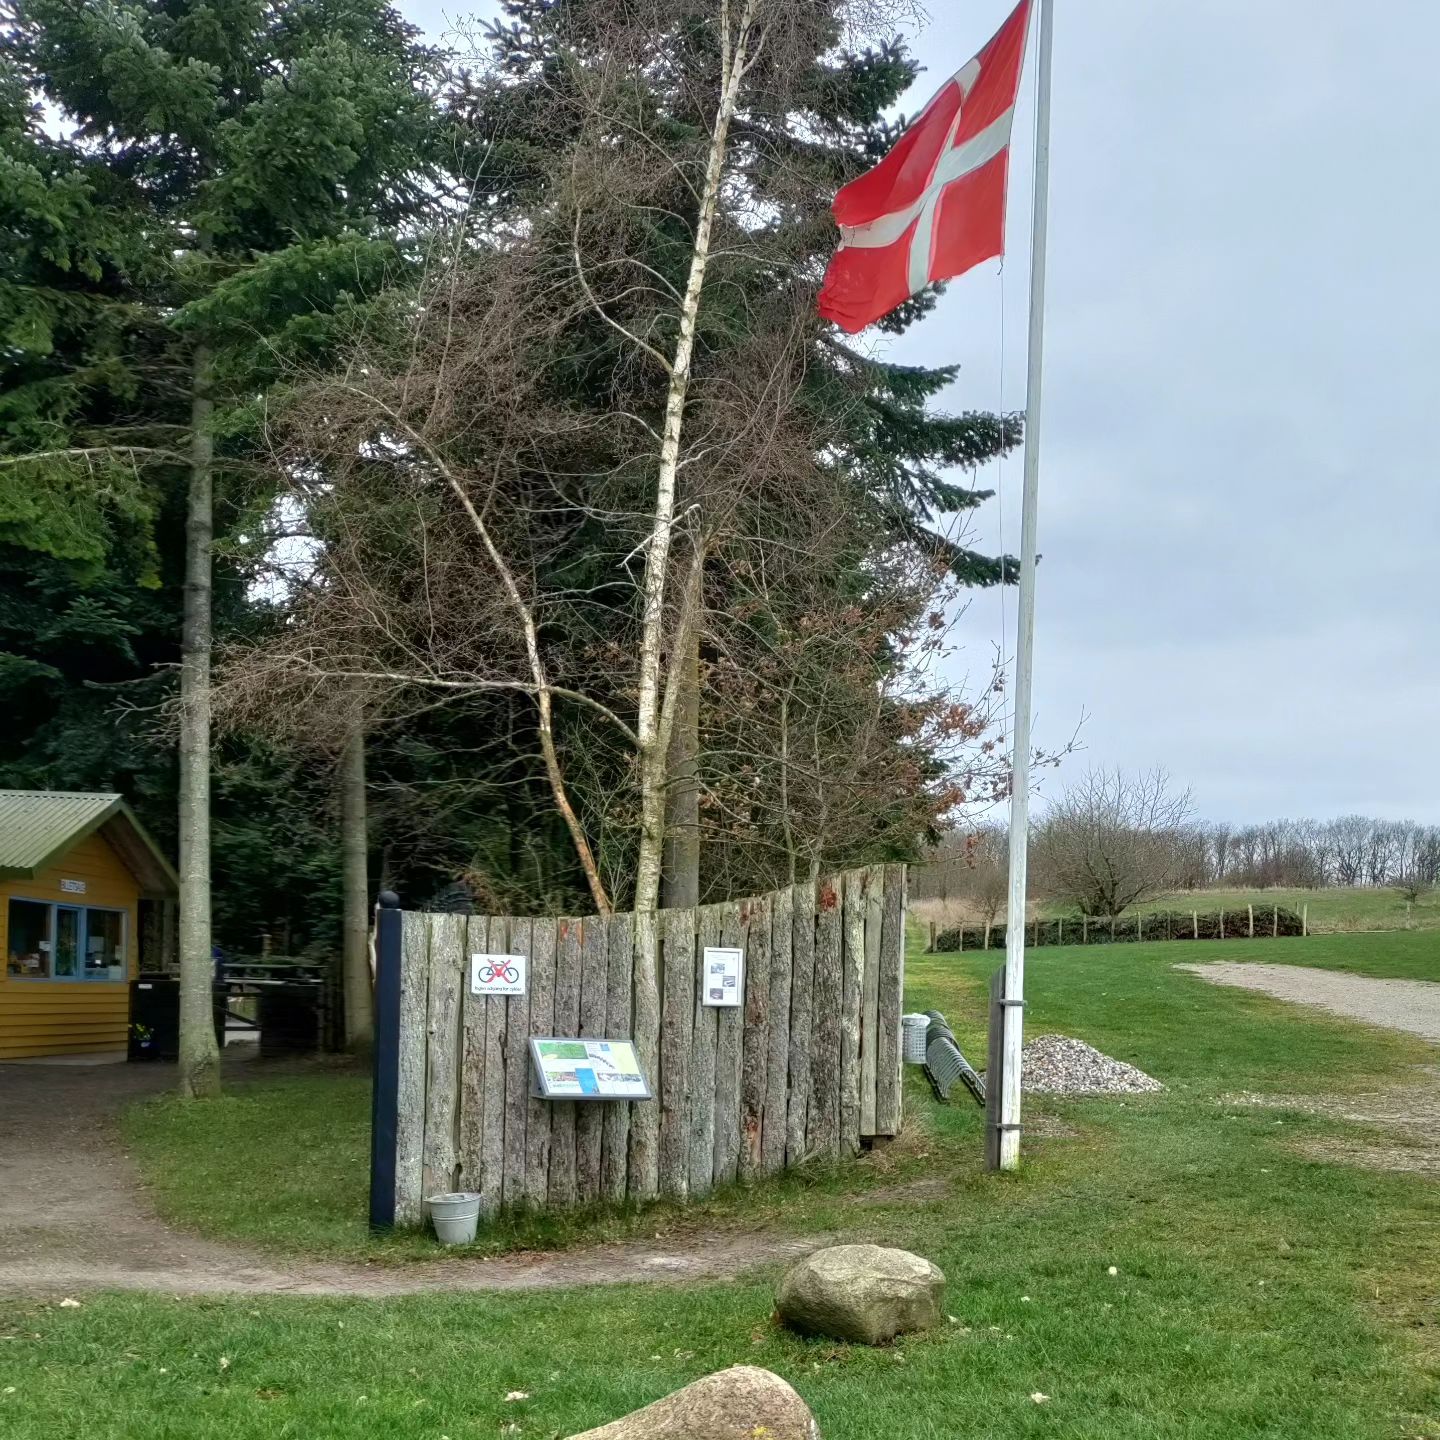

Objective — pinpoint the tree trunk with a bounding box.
[178,344,221,1099]
[340,713,373,1053]
[628,2,758,1199]
[660,625,701,911]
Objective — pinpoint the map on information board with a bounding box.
[529,1037,653,1101]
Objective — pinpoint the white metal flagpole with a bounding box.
[998,0,1056,1172]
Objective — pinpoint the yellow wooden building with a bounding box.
[0,791,178,1060]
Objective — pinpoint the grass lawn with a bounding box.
[4,929,1439,1438]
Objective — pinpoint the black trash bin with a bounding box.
[128,974,227,1062]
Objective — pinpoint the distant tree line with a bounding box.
[1195,816,1440,893]
[914,768,1440,919]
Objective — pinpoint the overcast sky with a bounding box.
[407,1,1439,825]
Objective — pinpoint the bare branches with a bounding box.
[1033,769,1195,918]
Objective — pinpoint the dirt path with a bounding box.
[1175,962,1440,1042]
[1179,962,1440,1177]
[0,1058,828,1301]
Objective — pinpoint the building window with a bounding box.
[5,901,126,982]
[83,908,125,981]
[6,900,52,977]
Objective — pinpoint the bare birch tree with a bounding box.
[220,0,1019,1198]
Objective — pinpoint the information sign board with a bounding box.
[701,946,744,1007]
[528,1037,652,1100]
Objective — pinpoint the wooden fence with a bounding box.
[371,864,907,1227]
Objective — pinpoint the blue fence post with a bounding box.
[369,890,403,1230]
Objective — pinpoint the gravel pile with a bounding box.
[1019,1033,1163,1096]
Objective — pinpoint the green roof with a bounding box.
[0,790,178,896]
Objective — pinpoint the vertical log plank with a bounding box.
[808,877,843,1159]
[501,917,532,1209]
[600,910,634,1202]
[859,863,884,1136]
[658,907,696,1198]
[839,870,865,1157]
[874,865,906,1136]
[762,886,793,1175]
[687,904,722,1197]
[711,898,748,1186]
[547,917,582,1207]
[457,915,489,1196]
[785,881,815,1165]
[575,914,609,1203]
[738,893,771,1181]
[394,909,431,1226]
[524,917,556,1207]
[479,915,508,1204]
[422,912,464,1198]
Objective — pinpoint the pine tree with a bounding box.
[4,0,450,1092]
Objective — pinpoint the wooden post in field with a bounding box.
[1137,913,1143,943]
[1081,915,1087,945]
[1248,904,1254,938]
[1302,904,1308,937]
[1220,910,1225,939]
[1110,914,1116,941]
[984,921,991,951]
[928,919,936,952]
[1192,910,1198,940]
[1273,905,1279,938]
[1058,917,1063,946]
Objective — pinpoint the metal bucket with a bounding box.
[902,1012,931,1065]
[427,1191,483,1245]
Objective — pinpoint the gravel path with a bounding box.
[0,1057,838,1301]
[1176,963,1440,1042]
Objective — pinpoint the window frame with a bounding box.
[5,898,129,984]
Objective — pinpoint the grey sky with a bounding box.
[406,1,1440,824]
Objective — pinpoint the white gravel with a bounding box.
[1019,1033,1164,1096]
[1177,962,1440,1042]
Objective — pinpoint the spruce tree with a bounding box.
[3,0,449,1092]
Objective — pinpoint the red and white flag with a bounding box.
[817,0,1032,334]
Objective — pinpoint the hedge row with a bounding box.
[931,906,1305,953]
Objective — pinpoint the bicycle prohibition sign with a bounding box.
[470,952,527,995]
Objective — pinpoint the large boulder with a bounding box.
[775,1244,944,1346]
[565,1366,818,1440]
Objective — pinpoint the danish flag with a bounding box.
[818,0,1033,333]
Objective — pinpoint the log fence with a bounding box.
[371,865,906,1227]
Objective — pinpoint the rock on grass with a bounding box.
[776,1244,945,1346]
[564,1366,819,1440]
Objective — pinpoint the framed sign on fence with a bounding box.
[470,951,527,997]
[529,1037,653,1101]
[701,945,743,1007]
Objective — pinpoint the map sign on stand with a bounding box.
[701,946,744,1007]
[470,952,527,997]
[529,1038,652,1101]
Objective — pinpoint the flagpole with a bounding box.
[998,0,1056,1172]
